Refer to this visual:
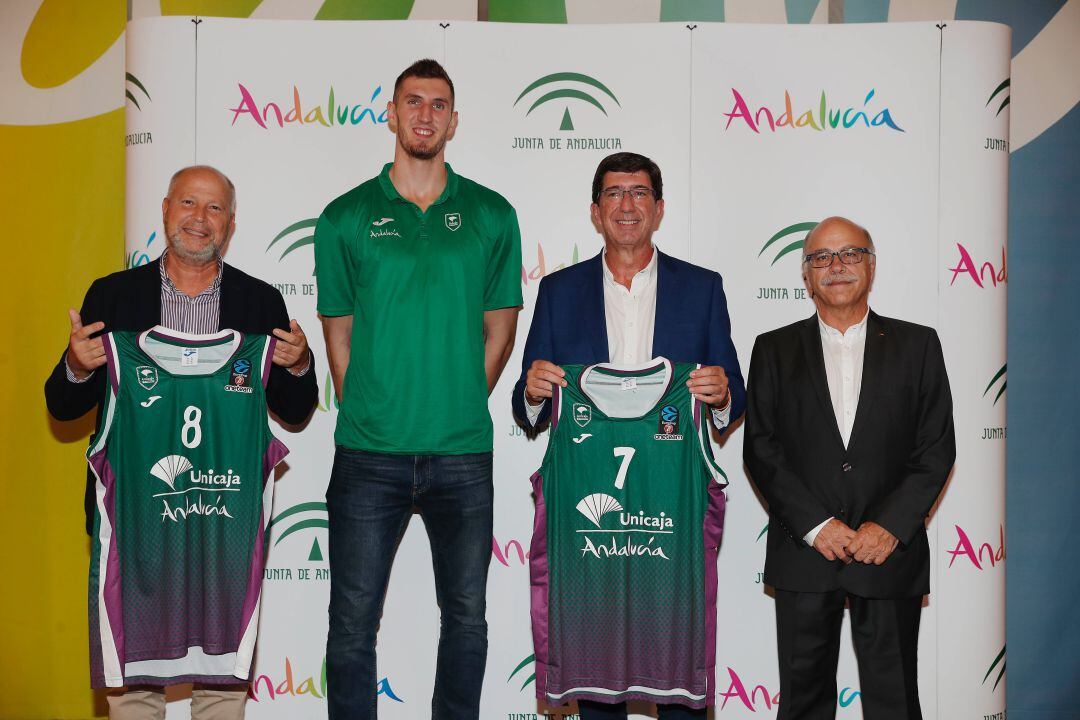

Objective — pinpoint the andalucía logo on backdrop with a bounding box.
[984,78,1010,153]
[755,221,816,302]
[125,72,153,147]
[264,501,330,583]
[230,83,389,129]
[947,243,1007,288]
[723,88,903,134]
[126,231,158,269]
[512,71,623,152]
[126,72,151,110]
[982,363,1006,440]
[946,523,1005,570]
[265,217,318,300]
[983,644,1006,692]
[506,654,578,718]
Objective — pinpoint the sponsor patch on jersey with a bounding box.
[445,212,461,231]
[654,404,683,440]
[225,357,254,393]
[136,365,159,391]
[572,403,592,427]
[231,358,251,386]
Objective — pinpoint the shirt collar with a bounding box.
[159,249,223,296]
[817,307,870,340]
[377,161,459,206]
[601,244,657,287]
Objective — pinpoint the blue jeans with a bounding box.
[325,447,493,719]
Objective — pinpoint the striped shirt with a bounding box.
[158,251,223,333]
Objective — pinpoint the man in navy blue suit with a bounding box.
[512,152,744,720]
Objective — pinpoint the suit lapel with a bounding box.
[584,253,609,361]
[799,315,846,449]
[847,310,885,450]
[652,251,674,359]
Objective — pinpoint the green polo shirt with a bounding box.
[314,163,523,454]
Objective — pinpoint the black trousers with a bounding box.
[578,700,706,720]
[774,589,923,720]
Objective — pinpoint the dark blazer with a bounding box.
[512,250,745,428]
[45,259,318,532]
[743,311,955,598]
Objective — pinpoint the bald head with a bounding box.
[803,216,873,254]
[167,165,236,215]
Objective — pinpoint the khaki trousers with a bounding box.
[106,685,247,720]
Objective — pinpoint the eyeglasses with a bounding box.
[600,186,655,203]
[803,247,875,268]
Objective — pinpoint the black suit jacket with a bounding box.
[743,311,955,598]
[45,259,318,533]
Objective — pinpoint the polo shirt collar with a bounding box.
[377,162,459,206]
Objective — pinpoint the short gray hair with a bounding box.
[167,165,237,214]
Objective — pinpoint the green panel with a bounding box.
[316,0,416,20]
[660,0,724,22]
[489,0,567,23]
[785,0,820,23]
[160,0,263,17]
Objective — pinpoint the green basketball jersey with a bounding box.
[86,327,288,688]
[529,358,727,709]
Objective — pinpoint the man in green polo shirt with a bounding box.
[314,58,522,719]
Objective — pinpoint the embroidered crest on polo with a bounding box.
[444,212,462,231]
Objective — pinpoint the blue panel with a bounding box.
[785,0,820,24]
[1006,101,1080,718]
[955,0,1067,55]
[844,0,889,23]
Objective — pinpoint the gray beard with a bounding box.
[168,232,220,264]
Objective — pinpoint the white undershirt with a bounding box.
[524,247,731,429]
[804,308,869,546]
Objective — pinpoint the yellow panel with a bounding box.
[0,108,124,720]
[21,0,124,89]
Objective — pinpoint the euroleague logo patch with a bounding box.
[654,404,683,441]
[225,357,253,394]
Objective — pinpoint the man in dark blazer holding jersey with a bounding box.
[46,165,317,527]
[44,164,317,718]
[744,216,955,720]
[512,152,744,720]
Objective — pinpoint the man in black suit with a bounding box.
[743,216,955,720]
[44,165,317,719]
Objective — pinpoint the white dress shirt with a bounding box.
[524,247,732,429]
[803,309,870,546]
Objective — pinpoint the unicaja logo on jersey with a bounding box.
[150,454,192,492]
[572,403,592,427]
[576,493,623,528]
[149,454,240,523]
[444,212,461,231]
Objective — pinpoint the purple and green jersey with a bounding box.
[529,359,727,709]
[86,327,288,688]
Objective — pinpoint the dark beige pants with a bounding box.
[106,685,247,720]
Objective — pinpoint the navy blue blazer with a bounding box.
[512,250,745,428]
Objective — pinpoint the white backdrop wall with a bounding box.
[125,18,1008,719]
